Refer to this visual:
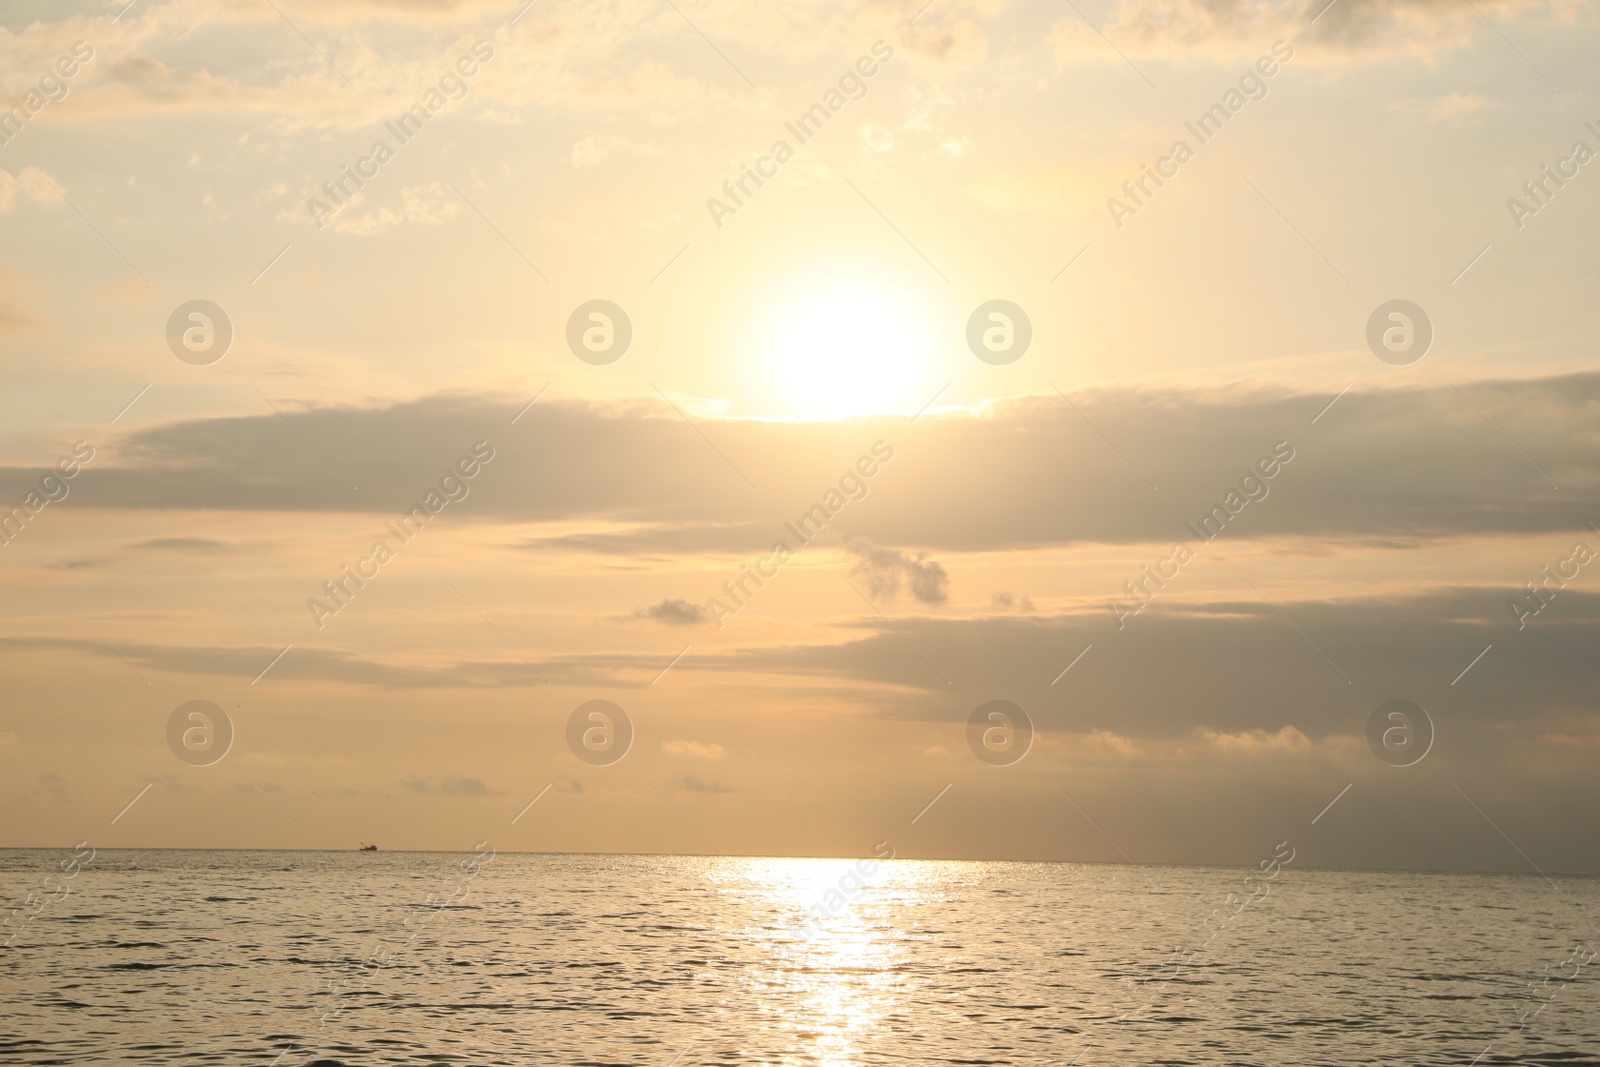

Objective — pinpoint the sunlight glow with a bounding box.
[747,270,944,421]
[729,856,937,1067]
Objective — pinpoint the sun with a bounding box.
[741,268,945,421]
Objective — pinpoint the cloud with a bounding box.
[439,776,500,796]
[277,181,459,235]
[36,771,66,793]
[634,598,705,625]
[130,537,230,552]
[24,393,769,521]
[4,0,820,134]
[1306,0,1582,57]
[0,167,60,212]
[21,373,1597,547]
[250,0,520,19]
[1086,729,1142,755]
[694,587,1600,753]
[106,54,211,102]
[517,522,773,557]
[847,537,949,604]
[681,775,733,793]
[0,633,687,690]
[1050,0,1581,64]
[1393,91,1496,119]
[397,775,504,797]
[8,583,1600,774]
[661,739,725,758]
[902,15,991,68]
[1201,725,1314,752]
[991,592,1036,611]
[1537,732,1600,748]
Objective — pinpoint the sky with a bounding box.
[0,0,1597,873]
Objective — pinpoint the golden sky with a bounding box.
[1,0,1598,871]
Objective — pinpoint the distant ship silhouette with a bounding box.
[358,843,378,851]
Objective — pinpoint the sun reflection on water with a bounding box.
[729,856,937,1067]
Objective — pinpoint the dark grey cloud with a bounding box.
[130,537,230,552]
[11,585,1596,751]
[847,537,949,604]
[697,587,1600,747]
[41,393,768,522]
[400,775,502,795]
[106,56,195,102]
[517,522,771,557]
[438,776,499,796]
[634,598,706,625]
[1307,0,1554,49]
[681,775,734,794]
[1101,0,1554,54]
[5,374,1591,549]
[0,634,660,690]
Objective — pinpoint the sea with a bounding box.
[2,849,1598,1066]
